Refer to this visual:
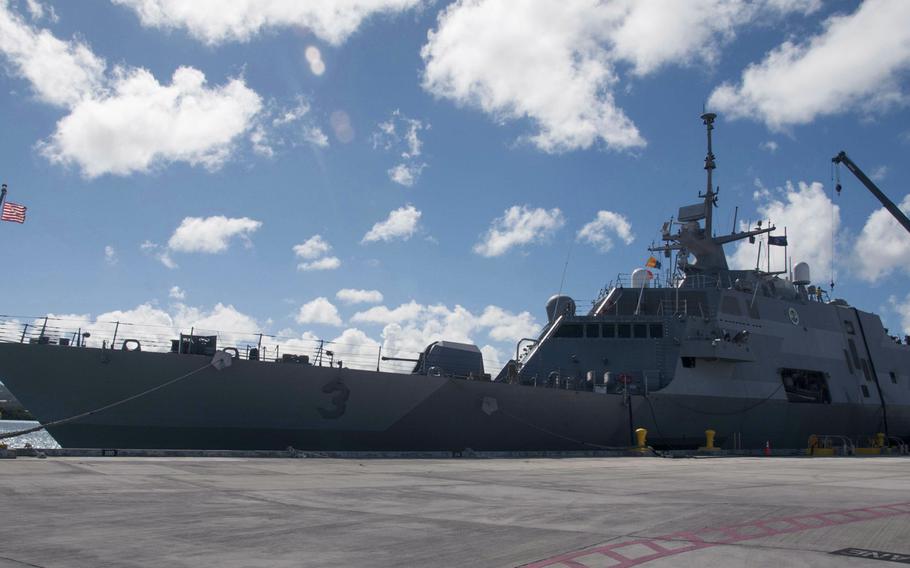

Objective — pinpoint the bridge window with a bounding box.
[554,324,583,338]
[617,324,631,338]
[844,320,855,335]
[891,371,898,384]
[585,324,600,338]
[602,324,615,338]
[861,384,870,398]
[649,324,664,338]
[633,324,647,339]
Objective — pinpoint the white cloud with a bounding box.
[113,0,424,45]
[387,163,425,187]
[761,140,779,153]
[167,215,262,254]
[351,300,424,325]
[249,125,273,158]
[0,2,104,108]
[728,181,839,284]
[297,256,341,271]
[577,210,634,253]
[39,301,262,351]
[304,45,326,76]
[140,240,177,269]
[852,195,910,281]
[476,306,539,343]
[871,166,889,182]
[24,0,57,23]
[421,0,816,153]
[303,125,329,148]
[369,302,540,375]
[373,110,428,186]
[362,204,421,243]
[336,288,383,304]
[169,285,186,300]
[293,235,339,271]
[0,4,263,177]
[42,66,262,178]
[473,205,564,257]
[293,234,332,259]
[104,245,117,265]
[296,297,343,326]
[889,293,910,335]
[709,0,910,129]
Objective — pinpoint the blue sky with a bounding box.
[1,0,908,372]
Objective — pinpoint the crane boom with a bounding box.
[832,151,910,235]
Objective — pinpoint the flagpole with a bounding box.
[0,183,7,213]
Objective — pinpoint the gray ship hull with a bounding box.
[0,343,904,451]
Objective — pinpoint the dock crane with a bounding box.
[832,151,910,235]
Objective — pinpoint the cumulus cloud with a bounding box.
[728,181,839,284]
[852,195,910,281]
[362,204,421,243]
[336,288,383,304]
[889,293,910,335]
[293,234,332,259]
[104,245,117,265]
[168,216,262,254]
[253,97,328,156]
[351,301,424,325]
[761,140,779,153]
[37,301,262,351]
[169,285,186,300]
[293,234,340,271]
[368,302,540,374]
[373,110,429,187]
[296,297,343,326]
[41,66,263,178]
[709,0,910,129]
[297,256,341,271]
[0,2,104,107]
[421,0,816,153]
[140,240,177,269]
[474,205,564,257]
[577,210,634,253]
[387,163,425,187]
[302,125,329,148]
[114,0,424,45]
[0,3,264,178]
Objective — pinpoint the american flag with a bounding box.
[1,202,27,223]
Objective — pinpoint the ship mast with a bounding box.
[701,112,716,238]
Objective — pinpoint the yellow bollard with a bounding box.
[698,429,720,452]
[634,427,648,450]
[705,429,716,449]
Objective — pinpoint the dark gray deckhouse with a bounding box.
[1,114,908,451]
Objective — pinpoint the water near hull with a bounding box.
[0,420,59,449]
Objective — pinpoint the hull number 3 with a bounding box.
[318,378,350,419]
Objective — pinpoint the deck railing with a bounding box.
[0,314,503,375]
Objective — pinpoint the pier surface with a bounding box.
[1,456,909,567]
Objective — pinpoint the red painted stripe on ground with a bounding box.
[523,501,910,568]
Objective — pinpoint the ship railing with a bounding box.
[0,314,505,376]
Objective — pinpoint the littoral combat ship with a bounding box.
[1,114,908,451]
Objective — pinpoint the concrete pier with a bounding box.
[1,456,909,567]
